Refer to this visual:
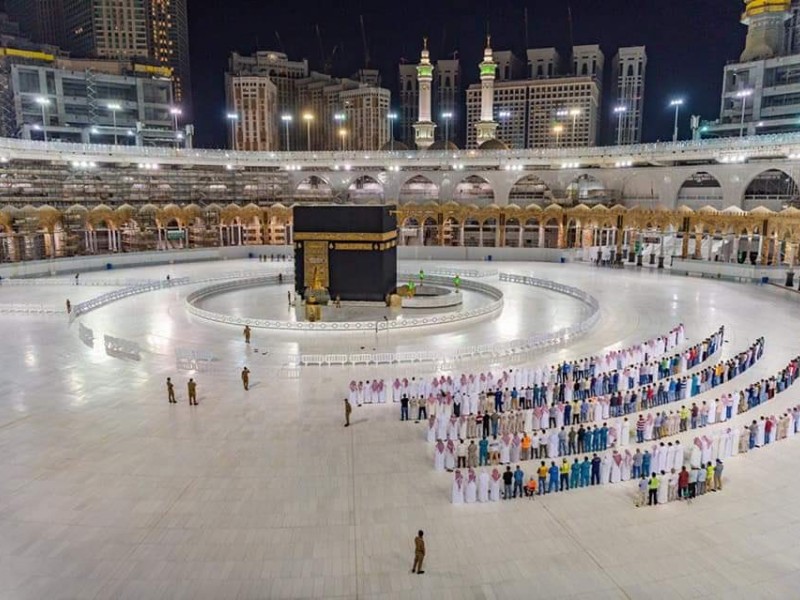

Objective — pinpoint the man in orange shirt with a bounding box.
[521,433,532,461]
[525,477,537,498]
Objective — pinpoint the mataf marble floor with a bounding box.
[0,259,799,599]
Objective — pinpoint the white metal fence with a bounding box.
[184,274,503,333]
[284,273,600,366]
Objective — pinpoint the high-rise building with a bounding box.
[494,50,523,81]
[703,0,800,137]
[787,0,800,54]
[226,51,309,151]
[297,74,390,151]
[611,46,647,145]
[61,0,150,60]
[227,76,278,151]
[398,63,418,147]
[435,59,460,145]
[147,0,191,115]
[340,86,390,151]
[8,0,191,116]
[466,44,601,149]
[6,0,66,48]
[573,45,604,79]
[527,48,560,79]
[227,51,391,152]
[0,9,179,146]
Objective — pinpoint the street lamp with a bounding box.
[613,105,627,145]
[170,107,182,147]
[302,112,314,151]
[552,124,564,148]
[107,102,121,146]
[226,112,239,150]
[669,98,684,142]
[569,108,582,145]
[387,112,398,151]
[735,89,754,138]
[35,96,51,142]
[281,114,293,151]
[441,111,453,146]
[338,128,348,152]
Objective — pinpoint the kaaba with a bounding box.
[294,205,398,302]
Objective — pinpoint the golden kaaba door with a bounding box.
[303,241,330,288]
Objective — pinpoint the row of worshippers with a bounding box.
[434,425,640,472]
[424,336,764,455]
[434,348,792,473]
[347,324,686,405]
[412,327,735,430]
[639,461,725,506]
[633,361,784,444]
[449,360,800,504]
[451,442,688,503]
[640,405,800,507]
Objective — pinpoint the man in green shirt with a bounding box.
[648,473,660,505]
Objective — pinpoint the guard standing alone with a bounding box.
[187,378,197,406]
[241,367,250,391]
[411,530,426,574]
[344,398,352,427]
[166,377,176,403]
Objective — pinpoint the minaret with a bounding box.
[475,35,498,146]
[740,0,791,62]
[413,38,436,150]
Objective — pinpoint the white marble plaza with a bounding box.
[0,258,799,599]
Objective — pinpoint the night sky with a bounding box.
[188,0,745,148]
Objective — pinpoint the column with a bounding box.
[538,225,544,248]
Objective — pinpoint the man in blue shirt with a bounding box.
[580,457,591,487]
[642,450,651,476]
[513,465,524,498]
[570,458,580,489]
[590,454,601,485]
[478,437,489,466]
[599,424,608,450]
[494,389,503,412]
[548,461,560,493]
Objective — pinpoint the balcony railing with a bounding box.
[1,132,800,168]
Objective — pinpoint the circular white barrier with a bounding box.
[184,274,504,333]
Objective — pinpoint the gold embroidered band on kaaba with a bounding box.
[294,231,398,242]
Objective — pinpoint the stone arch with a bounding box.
[676,171,724,210]
[463,216,481,246]
[423,217,439,246]
[295,175,333,202]
[522,216,541,248]
[621,172,661,208]
[347,175,384,203]
[565,218,581,248]
[454,175,494,205]
[399,175,439,204]
[542,217,561,248]
[508,175,553,204]
[442,216,460,246]
[505,217,521,247]
[481,217,498,247]
[566,174,609,204]
[742,169,800,212]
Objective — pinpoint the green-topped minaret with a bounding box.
[413,38,437,150]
